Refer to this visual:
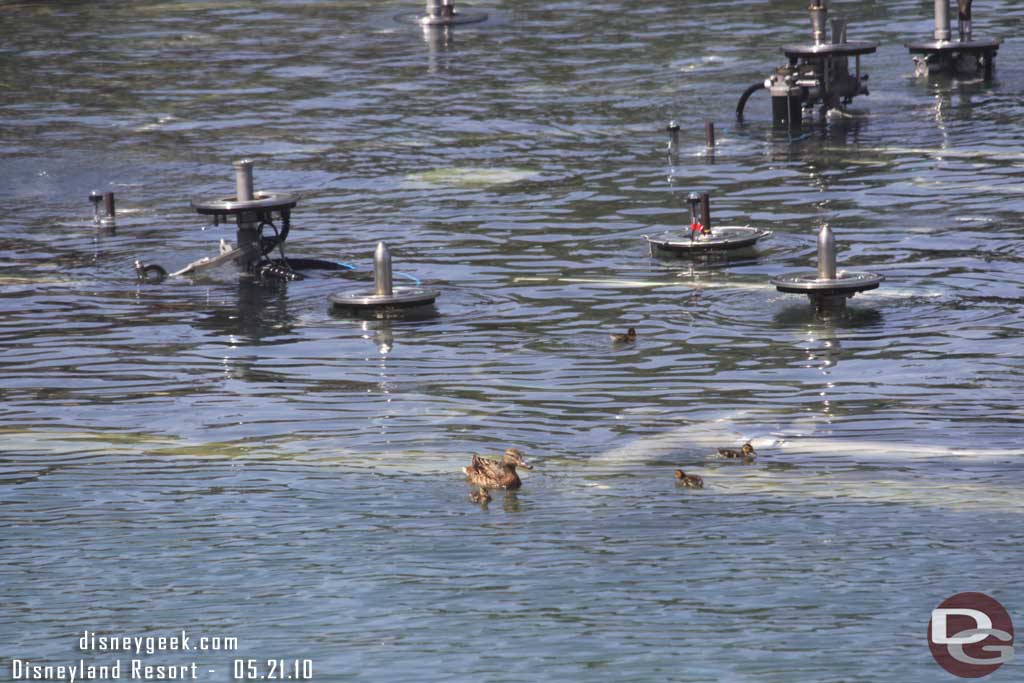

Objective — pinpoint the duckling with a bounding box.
[674,469,704,488]
[718,442,755,460]
[610,327,637,344]
[463,448,533,490]
[469,487,492,504]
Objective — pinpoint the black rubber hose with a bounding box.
[736,81,766,119]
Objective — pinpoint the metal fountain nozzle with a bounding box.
[686,193,702,227]
[233,159,255,202]
[809,0,828,46]
[667,120,681,162]
[934,0,951,42]
[89,190,116,227]
[958,0,973,41]
[329,242,439,312]
[817,224,836,279]
[374,242,394,297]
[771,224,883,309]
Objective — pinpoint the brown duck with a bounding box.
[674,469,704,488]
[469,487,492,504]
[718,442,755,460]
[463,448,533,489]
[610,327,637,344]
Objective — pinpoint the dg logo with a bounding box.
[929,592,1015,678]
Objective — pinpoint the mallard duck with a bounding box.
[463,448,533,489]
[674,469,704,488]
[610,327,637,344]
[718,442,755,459]
[469,487,492,504]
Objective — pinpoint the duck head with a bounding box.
[673,469,686,480]
[503,448,533,469]
[742,442,755,456]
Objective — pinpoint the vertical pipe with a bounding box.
[830,17,846,44]
[426,0,444,18]
[809,0,828,46]
[233,159,255,202]
[934,0,951,42]
[704,121,715,149]
[374,242,394,296]
[817,225,837,280]
[102,192,116,222]
[667,121,680,161]
[700,192,712,233]
[89,191,103,224]
[687,193,702,226]
[957,0,972,41]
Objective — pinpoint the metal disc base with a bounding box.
[645,226,771,254]
[329,287,440,309]
[395,10,488,26]
[192,192,298,217]
[771,270,883,297]
[906,37,1001,55]
[781,41,877,60]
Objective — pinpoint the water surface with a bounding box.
[1,1,1023,681]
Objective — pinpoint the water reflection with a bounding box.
[773,299,884,329]
[422,24,454,74]
[195,280,295,342]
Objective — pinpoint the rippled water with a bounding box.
[2,1,1023,680]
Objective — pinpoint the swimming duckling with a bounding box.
[610,327,637,344]
[463,448,533,490]
[469,487,492,504]
[718,442,755,460]
[674,469,704,488]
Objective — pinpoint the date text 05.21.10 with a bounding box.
[233,659,313,680]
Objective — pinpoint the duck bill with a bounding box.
[520,461,534,470]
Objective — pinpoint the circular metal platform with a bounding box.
[191,192,298,216]
[328,287,440,309]
[781,41,877,59]
[771,270,883,297]
[645,226,772,254]
[906,37,1001,54]
[394,10,488,25]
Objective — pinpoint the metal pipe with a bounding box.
[830,17,847,44]
[374,242,394,296]
[705,121,715,149]
[667,121,680,160]
[817,224,836,280]
[89,191,103,224]
[687,193,701,226]
[233,159,255,202]
[700,192,712,233]
[425,0,444,18]
[958,0,972,41]
[102,192,116,221]
[934,0,951,42]
[809,0,828,46]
